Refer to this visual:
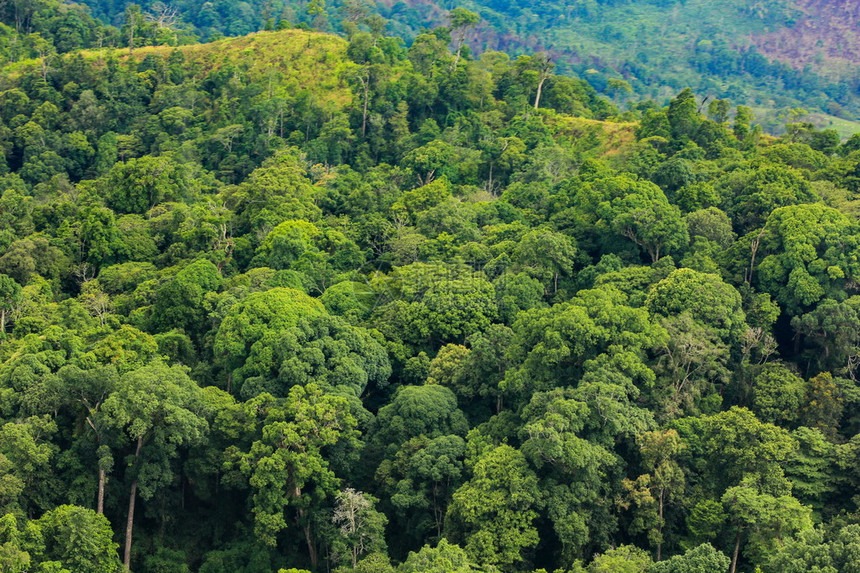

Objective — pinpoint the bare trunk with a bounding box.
[292,482,318,569]
[301,510,318,569]
[533,77,547,109]
[656,488,664,561]
[747,229,765,283]
[97,468,105,514]
[361,72,369,137]
[124,436,144,571]
[452,35,465,70]
[124,479,138,571]
[730,529,741,573]
[432,483,442,537]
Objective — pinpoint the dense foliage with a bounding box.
[55,0,860,125]
[1,5,860,573]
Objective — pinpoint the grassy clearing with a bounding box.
[551,115,637,158]
[808,112,860,139]
[752,107,860,139]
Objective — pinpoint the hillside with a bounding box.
[753,0,860,74]
[399,0,860,118]
[68,0,860,123]
[108,29,356,106]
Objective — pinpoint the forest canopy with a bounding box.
[0,2,858,573]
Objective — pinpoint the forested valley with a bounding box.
[1,1,860,572]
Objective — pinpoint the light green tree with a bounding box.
[446,444,540,568]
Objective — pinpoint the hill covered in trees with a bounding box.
[3,4,860,573]
[58,0,860,124]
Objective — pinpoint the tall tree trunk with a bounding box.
[124,479,138,571]
[360,70,369,137]
[656,488,664,561]
[746,229,765,283]
[432,483,442,537]
[730,529,741,573]
[452,33,465,70]
[293,482,318,569]
[301,509,318,569]
[86,416,106,514]
[124,436,144,571]
[533,77,547,110]
[97,468,106,514]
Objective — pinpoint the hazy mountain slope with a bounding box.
[382,0,860,116]
[76,0,860,119]
[753,0,860,73]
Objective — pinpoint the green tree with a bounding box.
[150,259,221,339]
[99,154,196,215]
[760,524,860,573]
[724,165,817,234]
[123,4,146,54]
[611,192,688,262]
[371,385,468,456]
[801,372,843,439]
[667,88,701,144]
[503,287,664,400]
[446,444,540,569]
[398,539,481,573]
[646,268,746,340]
[755,204,859,315]
[677,407,796,497]
[375,434,466,544]
[513,228,577,294]
[55,365,119,514]
[649,543,729,573]
[0,514,29,573]
[0,415,57,517]
[748,363,805,426]
[220,151,322,236]
[590,545,652,572]
[402,142,457,186]
[213,287,390,398]
[28,505,121,573]
[576,175,686,262]
[229,385,358,569]
[520,388,615,562]
[101,362,208,571]
[651,313,730,420]
[791,298,860,373]
[721,483,812,573]
[621,430,685,560]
